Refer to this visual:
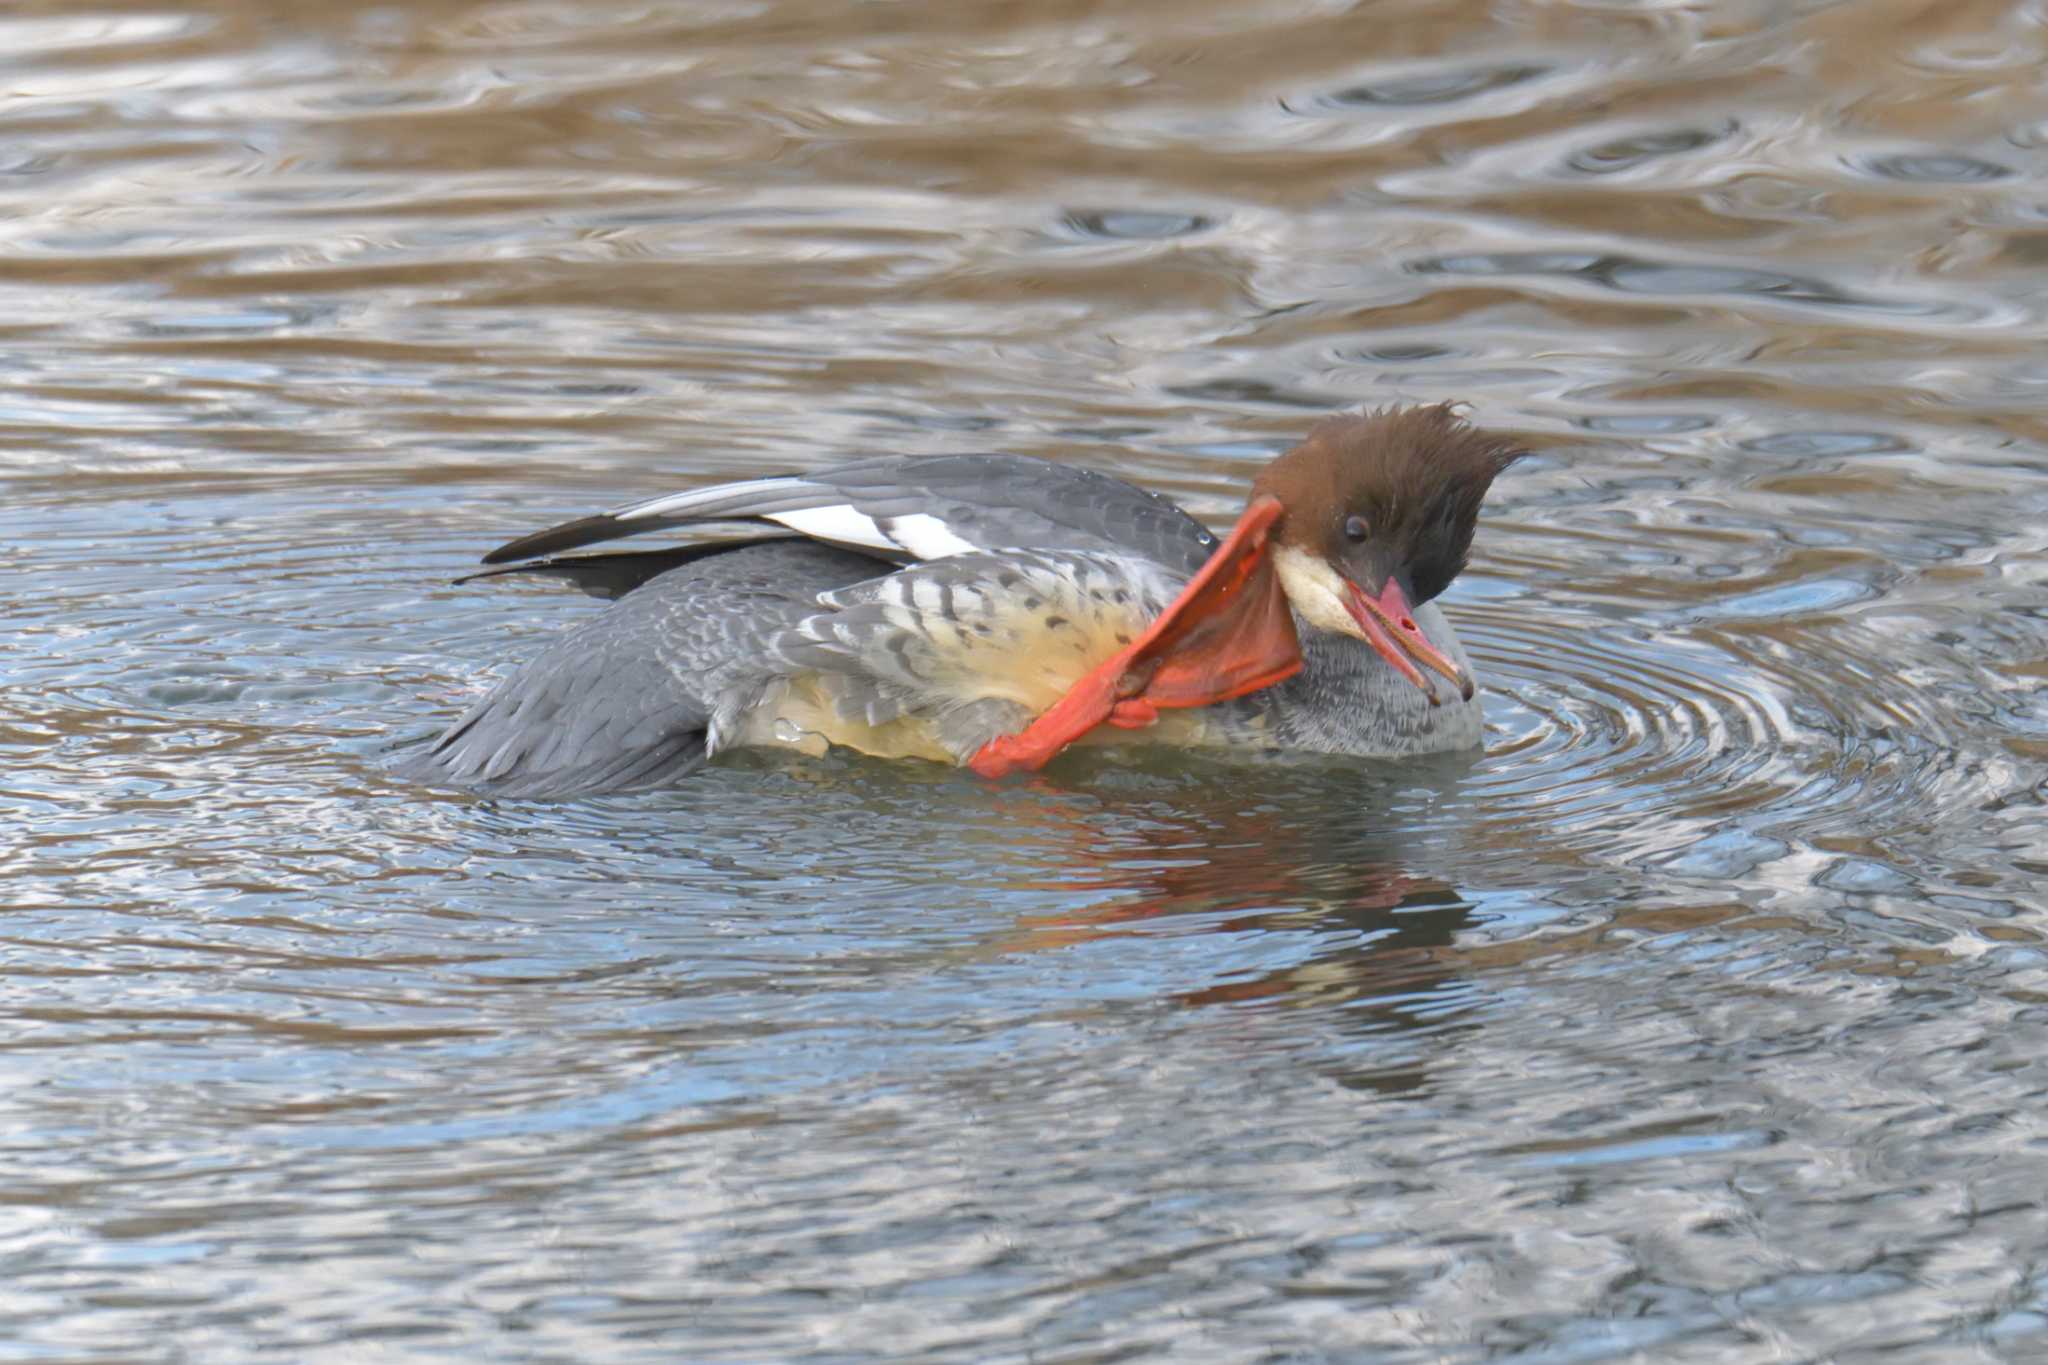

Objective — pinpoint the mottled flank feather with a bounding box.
[763,550,1182,761]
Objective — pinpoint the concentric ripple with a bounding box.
[1453,598,1987,885]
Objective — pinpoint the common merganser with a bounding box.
[403,404,1523,798]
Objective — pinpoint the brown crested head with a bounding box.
[1250,404,1524,606]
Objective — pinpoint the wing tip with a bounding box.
[481,513,631,565]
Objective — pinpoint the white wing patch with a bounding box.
[880,512,978,559]
[601,477,983,561]
[765,507,981,559]
[767,504,894,551]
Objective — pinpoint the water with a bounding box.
[6,1,2048,1359]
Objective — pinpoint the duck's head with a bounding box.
[1110,405,1523,715]
[963,406,1524,777]
[1248,404,1525,701]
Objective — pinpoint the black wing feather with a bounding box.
[482,454,1216,575]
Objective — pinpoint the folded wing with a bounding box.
[483,454,1217,576]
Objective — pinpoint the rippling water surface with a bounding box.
[8,1,2048,1359]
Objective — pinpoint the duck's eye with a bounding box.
[1343,514,1370,543]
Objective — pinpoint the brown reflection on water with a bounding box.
[993,770,1470,972]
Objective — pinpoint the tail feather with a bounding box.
[403,540,881,799]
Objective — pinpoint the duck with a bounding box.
[402,404,1523,798]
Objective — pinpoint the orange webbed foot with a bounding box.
[1105,699,1160,729]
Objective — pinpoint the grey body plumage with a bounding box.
[1249,600,1483,755]
[402,541,880,798]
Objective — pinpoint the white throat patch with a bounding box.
[1271,544,1363,639]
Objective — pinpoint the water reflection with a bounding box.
[1413,251,1957,319]
[1562,124,1733,176]
[1310,61,1553,111]
[973,758,1481,1091]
